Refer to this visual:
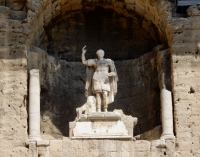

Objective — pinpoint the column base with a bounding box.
[29,135,42,142]
[160,134,175,140]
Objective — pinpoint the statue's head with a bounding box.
[96,49,104,58]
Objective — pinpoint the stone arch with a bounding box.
[26,0,173,48]
[25,0,174,138]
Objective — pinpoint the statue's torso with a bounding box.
[95,59,110,73]
[91,59,111,92]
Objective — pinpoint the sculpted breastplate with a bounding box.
[96,59,109,72]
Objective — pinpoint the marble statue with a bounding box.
[81,46,118,112]
[76,96,96,120]
[69,48,137,139]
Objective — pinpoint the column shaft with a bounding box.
[160,89,175,140]
[29,69,41,141]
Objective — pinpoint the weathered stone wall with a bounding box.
[1,0,200,157]
[170,6,200,156]
[0,6,29,156]
[27,138,176,157]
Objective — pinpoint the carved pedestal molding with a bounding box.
[29,69,41,141]
[70,110,138,139]
[160,89,175,140]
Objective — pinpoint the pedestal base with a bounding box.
[29,135,42,142]
[160,134,175,140]
[71,136,132,140]
[69,111,138,139]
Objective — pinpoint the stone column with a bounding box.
[29,69,41,141]
[156,48,175,140]
[160,89,175,140]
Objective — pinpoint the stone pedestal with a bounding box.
[160,89,175,140]
[70,110,137,139]
[29,69,41,141]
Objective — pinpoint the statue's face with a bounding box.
[96,50,104,58]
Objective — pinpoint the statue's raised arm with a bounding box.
[82,45,87,65]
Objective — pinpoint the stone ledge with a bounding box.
[79,112,121,121]
[37,140,50,147]
[71,136,132,140]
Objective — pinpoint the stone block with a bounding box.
[12,147,29,157]
[49,151,63,157]
[122,141,134,152]
[82,140,90,151]
[122,152,130,157]
[191,106,200,115]
[174,103,191,116]
[116,141,123,152]
[71,112,135,139]
[151,139,166,148]
[179,151,193,157]
[191,125,200,136]
[38,146,49,157]
[104,140,117,152]
[69,121,76,129]
[37,140,49,147]
[124,121,134,128]
[67,151,81,157]
[191,137,200,151]
[176,142,191,151]
[176,131,192,139]
[63,138,72,152]
[90,151,111,157]
[50,140,63,152]
[71,140,82,151]
[135,152,150,157]
[29,142,37,157]
[134,140,150,152]
[89,140,103,152]
[127,128,133,137]
[111,152,121,157]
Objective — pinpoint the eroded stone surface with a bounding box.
[1,0,200,156]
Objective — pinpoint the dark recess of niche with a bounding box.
[45,6,160,62]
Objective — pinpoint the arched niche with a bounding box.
[41,6,160,61]
[26,0,174,139]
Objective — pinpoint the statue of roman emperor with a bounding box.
[81,45,118,112]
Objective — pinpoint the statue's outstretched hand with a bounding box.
[108,72,116,77]
[82,45,87,54]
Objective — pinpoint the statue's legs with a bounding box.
[96,93,101,112]
[103,91,108,112]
